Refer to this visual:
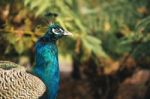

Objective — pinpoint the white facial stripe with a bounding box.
[52,28,60,34]
[52,28,72,36]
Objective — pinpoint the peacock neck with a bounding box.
[33,37,60,99]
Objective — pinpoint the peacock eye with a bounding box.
[52,28,64,34]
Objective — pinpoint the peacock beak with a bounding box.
[63,31,73,36]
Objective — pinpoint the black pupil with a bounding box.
[55,29,60,32]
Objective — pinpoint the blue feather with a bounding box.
[33,40,60,99]
[33,40,59,99]
[32,24,61,99]
[32,23,72,99]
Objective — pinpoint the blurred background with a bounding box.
[0,0,150,99]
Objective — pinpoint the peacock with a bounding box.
[0,23,72,99]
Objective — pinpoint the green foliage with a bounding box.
[24,0,52,16]
[0,0,150,65]
[24,0,108,59]
[82,35,107,58]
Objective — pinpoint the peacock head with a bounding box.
[45,23,72,40]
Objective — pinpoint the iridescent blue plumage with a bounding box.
[32,24,72,99]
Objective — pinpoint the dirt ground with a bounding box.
[58,69,150,99]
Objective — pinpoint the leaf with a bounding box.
[24,0,31,5]
[5,45,12,54]
[85,35,101,45]
[30,0,42,10]
[136,15,150,32]
[15,40,24,54]
[82,35,108,58]
[35,2,50,16]
[75,18,86,32]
